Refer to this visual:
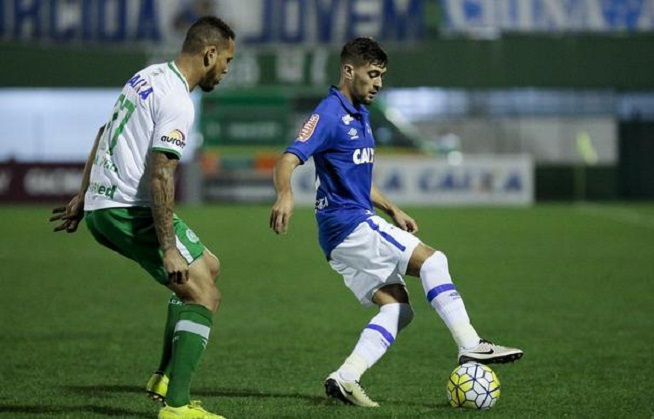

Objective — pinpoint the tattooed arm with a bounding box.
[149,151,189,284]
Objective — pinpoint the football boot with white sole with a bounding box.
[458,338,523,364]
[324,372,379,407]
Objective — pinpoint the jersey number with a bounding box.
[106,94,135,155]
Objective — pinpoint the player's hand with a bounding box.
[50,194,85,233]
[392,209,419,234]
[270,193,294,234]
[163,248,189,285]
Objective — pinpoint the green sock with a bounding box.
[157,294,184,377]
[165,304,214,407]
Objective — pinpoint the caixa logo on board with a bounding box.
[160,129,186,148]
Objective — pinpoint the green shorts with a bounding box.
[85,207,205,285]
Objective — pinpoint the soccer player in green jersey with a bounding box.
[50,16,235,419]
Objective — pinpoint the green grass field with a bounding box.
[1,203,653,418]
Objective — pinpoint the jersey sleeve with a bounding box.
[285,111,335,163]
[151,93,194,159]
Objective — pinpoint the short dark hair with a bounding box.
[340,37,387,67]
[182,16,235,54]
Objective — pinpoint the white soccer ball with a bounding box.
[446,362,501,409]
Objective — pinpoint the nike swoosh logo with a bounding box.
[469,349,494,355]
[339,383,354,396]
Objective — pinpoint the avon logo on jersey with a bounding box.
[161,129,186,148]
[347,128,359,140]
[352,147,374,165]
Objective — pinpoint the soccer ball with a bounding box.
[446,362,501,409]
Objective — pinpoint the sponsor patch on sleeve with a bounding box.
[296,114,320,142]
[159,129,186,148]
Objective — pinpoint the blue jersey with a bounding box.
[286,86,376,257]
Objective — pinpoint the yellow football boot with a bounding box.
[159,400,226,419]
[146,372,168,403]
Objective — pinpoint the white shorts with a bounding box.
[328,215,421,307]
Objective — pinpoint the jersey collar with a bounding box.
[168,61,190,92]
[329,85,368,116]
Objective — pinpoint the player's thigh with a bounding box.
[85,208,160,266]
[85,208,207,285]
[331,216,420,275]
[329,217,418,306]
[85,210,125,256]
[141,214,208,284]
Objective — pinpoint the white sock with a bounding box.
[420,251,480,349]
[337,303,413,381]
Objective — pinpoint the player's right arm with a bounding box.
[270,152,301,234]
[50,125,105,233]
[271,110,333,234]
[149,150,189,284]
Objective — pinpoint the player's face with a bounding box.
[199,38,235,92]
[350,62,386,105]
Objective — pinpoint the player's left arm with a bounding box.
[371,183,418,234]
[50,125,105,233]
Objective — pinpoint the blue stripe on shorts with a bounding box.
[364,218,406,251]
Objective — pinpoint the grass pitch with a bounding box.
[1,203,653,418]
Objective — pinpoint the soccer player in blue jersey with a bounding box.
[270,37,523,407]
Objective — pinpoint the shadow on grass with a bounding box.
[194,387,327,405]
[64,385,326,404]
[60,384,448,412]
[65,384,326,405]
[197,388,450,410]
[0,403,150,418]
[65,384,143,395]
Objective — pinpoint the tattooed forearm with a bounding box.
[150,152,179,251]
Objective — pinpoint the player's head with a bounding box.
[182,16,236,92]
[339,37,387,105]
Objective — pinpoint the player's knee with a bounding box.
[398,303,414,331]
[196,282,221,312]
[420,250,449,278]
[429,250,448,267]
